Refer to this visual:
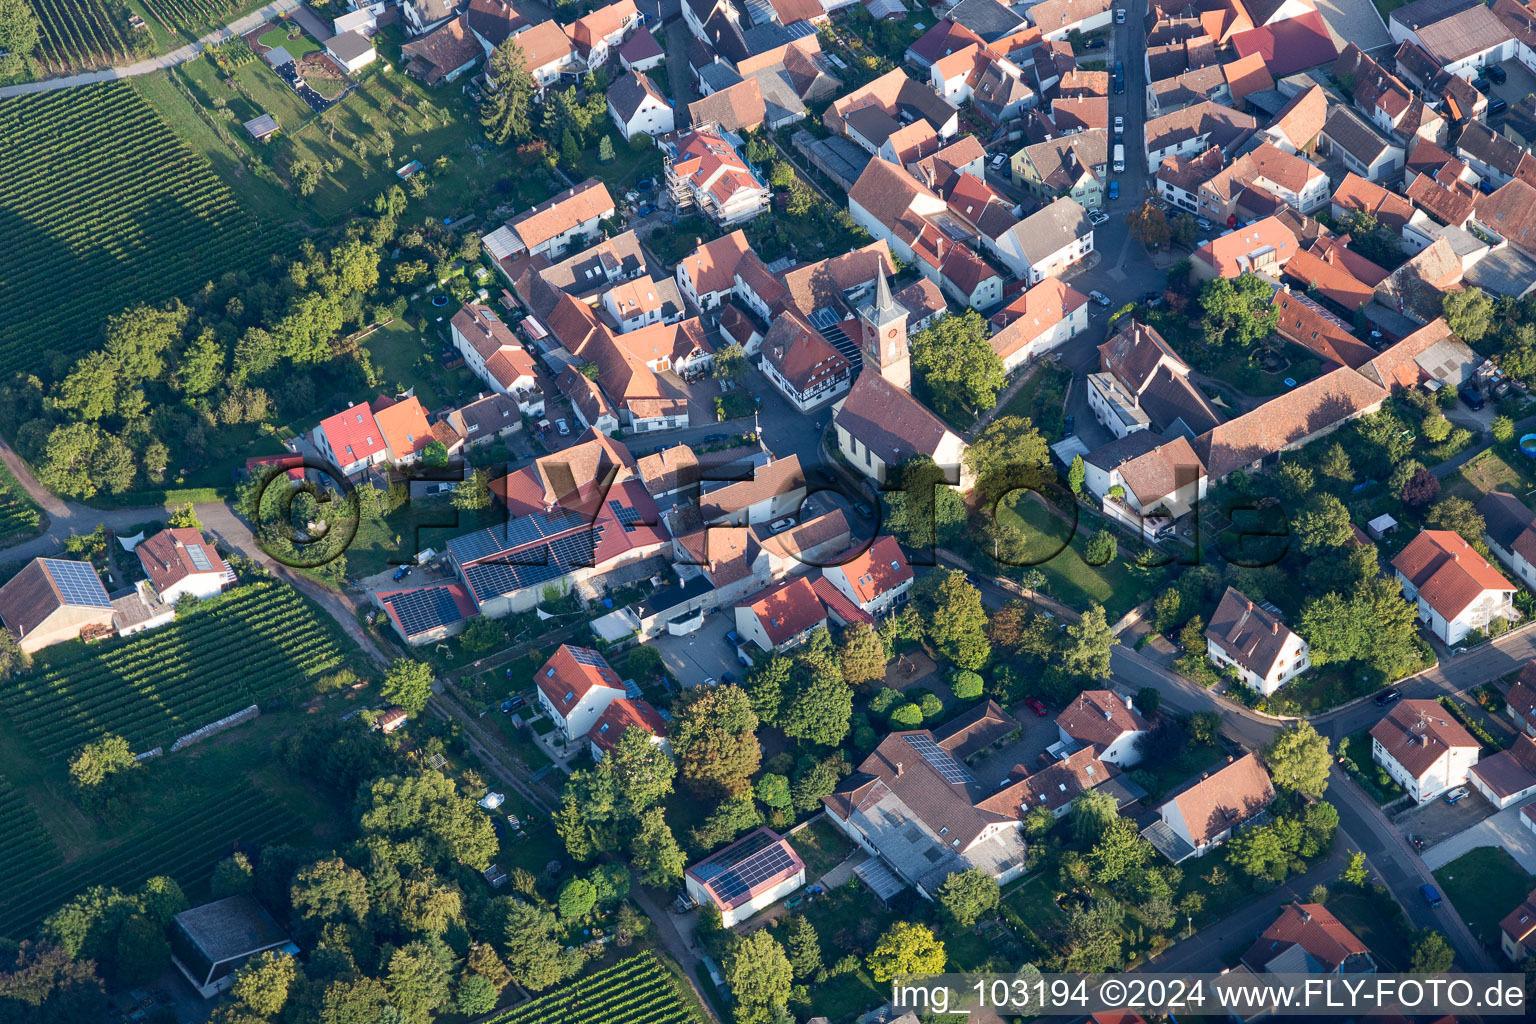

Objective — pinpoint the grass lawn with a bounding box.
[259,22,322,57]
[992,496,1158,620]
[362,316,484,412]
[999,361,1072,438]
[1433,846,1535,950]
[1444,445,1536,505]
[788,815,855,880]
[1335,728,1405,803]
[346,496,505,577]
[1326,884,1413,970]
[798,892,900,1023]
[1001,873,1068,951]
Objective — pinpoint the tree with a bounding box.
[1127,202,1171,248]
[598,135,616,162]
[0,940,108,1024]
[712,341,750,382]
[883,456,967,550]
[724,930,794,1024]
[1402,467,1441,508]
[501,900,581,991]
[1063,604,1118,681]
[631,808,686,887]
[935,868,1000,928]
[838,622,888,687]
[453,469,492,511]
[110,913,167,988]
[1200,274,1280,351]
[1341,851,1369,888]
[671,685,761,797]
[1084,531,1117,565]
[1135,686,1161,716]
[783,915,822,980]
[1442,287,1494,343]
[385,941,451,1024]
[33,422,136,498]
[212,852,255,899]
[557,877,597,921]
[1425,496,1486,550]
[481,40,536,143]
[1293,493,1353,553]
[1264,721,1331,797]
[690,794,763,851]
[1063,900,1125,972]
[1068,454,1086,494]
[68,734,136,790]
[1169,211,1198,247]
[0,0,40,79]
[780,629,853,746]
[231,951,297,1018]
[606,726,676,815]
[866,922,947,982]
[964,415,1050,497]
[1090,817,1150,884]
[1408,929,1455,973]
[926,570,991,670]
[1319,442,1354,483]
[291,858,371,927]
[467,941,511,991]
[910,310,1007,420]
[0,622,30,677]
[1492,415,1516,443]
[745,654,791,725]
[756,773,792,811]
[357,772,497,870]
[167,503,202,530]
[1300,577,1422,681]
[421,440,449,469]
[950,669,984,700]
[790,756,840,812]
[1071,789,1120,842]
[456,974,498,1016]
[381,659,433,715]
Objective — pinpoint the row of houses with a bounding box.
[399,0,647,86]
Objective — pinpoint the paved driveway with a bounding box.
[651,610,745,686]
[968,712,1061,790]
[1422,803,1536,873]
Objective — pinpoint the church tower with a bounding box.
[858,264,910,392]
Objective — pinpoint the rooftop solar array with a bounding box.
[569,647,609,669]
[43,559,111,608]
[186,546,214,572]
[446,506,587,565]
[694,830,798,904]
[383,586,468,638]
[609,500,643,533]
[904,734,974,786]
[461,524,605,602]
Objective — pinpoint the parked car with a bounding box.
[555,417,571,435]
[1462,384,1485,410]
[1374,688,1402,706]
[1474,77,1493,94]
[1116,7,1126,21]
[1024,697,1048,717]
[1113,115,1124,134]
[703,433,728,443]
[392,565,412,582]
[1107,180,1119,200]
[1089,290,1111,306]
[1490,97,1509,116]
[1090,210,1109,226]
[854,501,874,518]
[1086,36,1106,48]
[725,629,743,650]
[1064,414,1075,433]
[1421,884,1442,908]
[1488,64,1508,84]
[990,152,1007,169]
[1444,786,1469,805]
[637,203,656,216]
[770,516,797,533]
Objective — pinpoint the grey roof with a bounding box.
[1479,491,1536,551]
[1322,106,1396,164]
[1082,429,1166,471]
[608,69,667,121]
[947,0,1026,39]
[1389,0,1479,28]
[327,28,374,62]
[1457,120,1526,176]
[243,113,279,138]
[698,62,743,93]
[1464,245,1536,298]
[172,896,289,964]
[1003,198,1093,264]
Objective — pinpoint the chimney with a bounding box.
[896,762,904,777]
[1227,755,1235,764]
[1272,620,1279,635]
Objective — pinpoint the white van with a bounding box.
[1113,144,1125,172]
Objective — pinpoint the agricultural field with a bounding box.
[0,775,61,922]
[0,462,44,544]
[0,81,275,373]
[0,780,304,939]
[2,580,348,758]
[29,0,139,72]
[136,0,269,42]
[487,952,705,1024]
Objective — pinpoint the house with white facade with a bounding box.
[312,404,387,478]
[450,302,544,412]
[1391,529,1518,645]
[758,310,853,412]
[1469,734,1536,810]
[988,279,1090,372]
[1080,433,1208,538]
[662,127,771,225]
[588,696,670,761]
[607,69,674,141]
[1055,689,1150,766]
[989,198,1095,284]
[136,528,233,603]
[508,20,579,93]
[685,828,806,927]
[533,643,627,741]
[1371,698,1480,803]
[482,178,616,262]
[1205,586,1311,695]
[1142,752,1276,862]
[1479,491,1536,589]
[735,575,828,652]
[821,535,913,617]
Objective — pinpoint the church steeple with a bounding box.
[858,263,910,392]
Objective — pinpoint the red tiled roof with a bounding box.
[137,528,227,592]
[1370,698,1479,779]
[740,575,827,646]
[1056,689,1148,751]
[1392,529,1514,621]
[589,696,667,754]
[1244,903,1370,973]
[1166,752,1275,846]
[833,535,913,604]
[810,576,875,626]
[371,396,434,460]
[1230,10,1337,77]
[317,405,386,464]
[536,643,624,717]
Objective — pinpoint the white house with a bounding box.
[135,528,233,603]
[1142,753,1276,862]
[988,278,1090,372]
[822,535,913,617]
[1029,0,1113,41]
[989,198,1095,284]
[482,178,616,262]
[534,643,627,741]
[325,30,377,73]
[1371,698,1480,804]
[1391,529,1518,645]
[509,20,579,92]
[607,69,674,141]
[1055,689,1150,766]
[735,576,827,652]
[1204,586,1311,696]
[312,404,387,478]
[1469,735,1536,811]
[685,828,805,927]
[757,311,853,413]
[1080,433,1209,539]
[1479,491,1536,590]
[449,302,544,410]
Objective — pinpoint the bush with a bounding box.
[889,702,923,728]
[950,670,983,700]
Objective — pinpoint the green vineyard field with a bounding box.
[487,952,705,1024]
[0,81,275,373]
[30,0,134,72]
[3,580,347,758]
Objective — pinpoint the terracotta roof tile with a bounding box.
[1392,529,1514,620]
[1370,697,1479,779]
[1165,752,1275,846]
[1056,689,1148,751]
[536,644,624,716]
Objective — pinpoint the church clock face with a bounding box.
[886,328,897,338]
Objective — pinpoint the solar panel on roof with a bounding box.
[569,647,608,668]
[904,734,974,785]
[42,559,111,608]
[609,500,642,533]
[696,831,796,903]
[186,546,214,572]
[384,586,467,638]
